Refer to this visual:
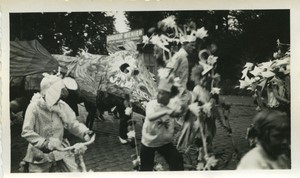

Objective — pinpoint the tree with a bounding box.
[10,12,115,55]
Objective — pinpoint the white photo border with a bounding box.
[1,0,300,178]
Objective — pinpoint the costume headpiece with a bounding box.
[40,73,78,106]
[158,78,173,92]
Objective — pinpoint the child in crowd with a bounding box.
[238,110,290,169]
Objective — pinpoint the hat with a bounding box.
[158,78,173,92]
[199,61,213,75]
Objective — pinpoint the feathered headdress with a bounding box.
[143,16,208,61]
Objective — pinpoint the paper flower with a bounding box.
[211,87,221,95]
[150,35,170,52]
[277,39,280,46]
[201,102,212,117]
[162,15,177,28]
[239,76,254,89]
[142,35,150,44]
[204,155,218,170]
[199,61,213,75]
[260,70,275,78]
[196,27,208,39]
[154,163,164,171]
[243,62,254,70]
[258,61,273,70]
[207,55,218,65]
[132,156,141,167]
[127,130,136,139]
[241,68,249,79]
[273,52,280,59]
[168,96,183,114]
[250,66,262,77]
[271,57,289,68]
[125,107,133,116]
[196,162,205,170]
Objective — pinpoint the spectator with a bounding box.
[237,110,290,169]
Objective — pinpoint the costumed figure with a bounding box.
[118,93,134,144]
[144,16,229,170]
[20,73,93,172]
[176,59,226,170]
[140,78,184,171]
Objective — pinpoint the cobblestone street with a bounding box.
[10,95,257,172]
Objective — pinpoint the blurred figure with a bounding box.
[140,79,184,171]
[237,110,290,169]
[167,38,196,89]
[118,93,133,144]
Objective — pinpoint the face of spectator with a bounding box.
[153,45,163,59]
[261,126,290,158]
[157,89,171,106]
[183,41,196,54]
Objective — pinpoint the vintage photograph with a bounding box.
[8,9,291,173]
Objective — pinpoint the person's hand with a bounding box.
[83,130,94,142]
[73,143,88,155]
[41,140,51,153]
[166,109,174,115]
[47,137,62,151]
[125,107,133,116]
[188,102,201,117]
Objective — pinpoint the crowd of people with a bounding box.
[18,16,291,172]
[137,16,291,171]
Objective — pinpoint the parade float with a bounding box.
[53,41,157,109]
[10,39,157,122]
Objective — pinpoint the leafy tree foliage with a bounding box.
[10,12,115,55]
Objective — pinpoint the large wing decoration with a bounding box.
[10,40,58,77]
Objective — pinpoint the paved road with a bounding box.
[10,95,257,172]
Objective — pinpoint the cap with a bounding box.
[158,78,173,92]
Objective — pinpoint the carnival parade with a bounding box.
[9,10,291,172]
